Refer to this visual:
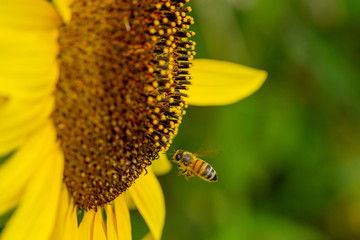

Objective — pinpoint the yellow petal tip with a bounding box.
[188,59,267,106]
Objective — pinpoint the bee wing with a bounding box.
[194,146,218,158]
[193,139,219,158]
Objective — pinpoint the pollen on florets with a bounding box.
[52,0,195,210]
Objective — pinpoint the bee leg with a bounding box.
[179,169,187,176]
[178,165,186,171]
[185,172,193,180]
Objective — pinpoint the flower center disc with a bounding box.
[53,0,195,209]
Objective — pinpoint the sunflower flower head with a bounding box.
[53,0,194,210]
[0,0,267,239]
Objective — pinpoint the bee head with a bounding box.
[172,150,184,162]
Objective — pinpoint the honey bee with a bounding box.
[171,149,217,182]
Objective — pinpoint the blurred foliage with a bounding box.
[133,0,360,239]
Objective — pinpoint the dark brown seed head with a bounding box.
[52,0,195,210]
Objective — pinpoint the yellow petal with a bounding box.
[93,208,107,240]
[63,200,79,240]
[152,152,172,176]
[0,96,7,106]
[0,0,59,155]
[105,204,119,240]
[141,232,154,240]
[49,185,70,240]
[114,194,131,240]
[188,59,267,106]
[53,0,74,24]
[78,209,96,240]
[0,97,54,155]
[0,147,64,240]
[0,121,57,215]
[129,170,165,240]
[0,0,59,100]
[125,193,136,211]
[0,29,59,99]
[0,138,23,160]
[0,0,60,29]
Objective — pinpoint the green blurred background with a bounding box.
[133,0,360,239]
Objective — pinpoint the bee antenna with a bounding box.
[164,146,176,156]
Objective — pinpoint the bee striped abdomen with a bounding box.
[192,159,218,182]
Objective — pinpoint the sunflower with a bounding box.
[0,0,266,239]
